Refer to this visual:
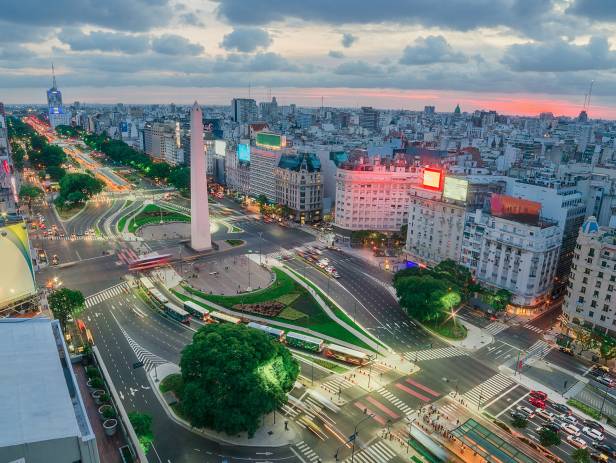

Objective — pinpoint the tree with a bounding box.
[46,165,66,181]
[256,194,269,213]
[179,323,299,437]
[572,448,591,463]
[538,428,560,447]
[395,274,452,322]
[29,144,66,168]
[599,335,616,365]
[511,416,527,428]
[571,325,598,354]
[48,288,85,329]
[128,412,154,453]
[56,173,104,206]
[19,183,43,206]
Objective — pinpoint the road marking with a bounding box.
[405,378,440,397]
[395,383,430,402]
[494,391,530,418]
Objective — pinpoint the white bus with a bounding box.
[163,302,190,324]
[183,300,209,321]
[247,322,285,341]
[139,277,155,291]
[149,288,168,305]
[210,311,241,324]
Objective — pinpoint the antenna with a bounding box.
[51,63,57,89]
[586,80,594,112]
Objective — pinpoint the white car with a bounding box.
[560,414,578,425]
[562,423,581,436]
[582,426,604,441]
[516,406,535,418]
[566,435,587,449]
[535,409,554,421]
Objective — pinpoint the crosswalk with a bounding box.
[376,387,414,417]
[484,321,509,336]
[116,320,168,372]
[523,323,543,334]
[403,346,467,362]
[462,373,515,408]
[39,235,105,241]
[342,441,397,463]
[525,340,552,360]
[321,376,355,394]
[439,400,465,419]
[117,247,139,265]
[85,282,130,308]
[294,441,321,463]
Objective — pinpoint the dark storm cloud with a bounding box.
[567,0,616,21]
[399,35,467,65]
[220,27,272,52]
[3,0,171,31]
[214,0,556,33]
[151,35,204,56]
[58,29,150,54]
[502,36,616,72]
[341,33,357,48]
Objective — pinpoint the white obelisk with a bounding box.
[190,101,212,251]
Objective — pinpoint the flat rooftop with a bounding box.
[0,318,81,447]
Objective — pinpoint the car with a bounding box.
[529,397,546,409]
[593,443,616,457]
[567,435,587,449]
[530,390,548,401]
[597,365,611,374]
[583,420,605,433]
[51,255,59,266]
[552,403,572,415]
[596,376,616,388]
[516,406,535,418]
[562,423,581,436]
[510,411,528,421]
[590,453,609,463]
[583,427,605,441]
[542,422,561,433]
[535,409,555,421]
[560,414,578,425]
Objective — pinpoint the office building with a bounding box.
[275,153,323,223]
[231,98,258,124]
[359,106,379,131]
[249,147,282,201]
[46,65,71,129]
[0,318,99,463]
[0,106,18,214]
[142,121,183,165]
[562,217,616,335]
[225,146,250,195]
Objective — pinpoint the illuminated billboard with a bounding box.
[0,222,36,307]
[490,194,541,225]
[214,140,226,156]
[237,143,250,163]
[422,167,444,191]
[443,177,469,202]
[256,132,286,150]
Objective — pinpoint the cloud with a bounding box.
[151,34,204,55]
[328,50,345,59]
[220,27,272,52]
[0,20,52,44]
[334,60,386,76]
[180,12,205,27]
[0,44,36,60]
[341,33,357,48]
[502,36,616,72]
[3,0,171,31]
[58,29,150,54]
[567,0,616,22]
[400,35,467,65]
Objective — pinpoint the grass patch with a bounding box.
[277,293,301,305]
[181,268,374,351]
[225,239,244,247]
[230,225,243,233]
[279,306,308,321]
[293,351,349,373]
[56,203,85,220]
[117,214,129,233]
[567,398,602,420]
[423,318,468,340]
[128,211,189,233]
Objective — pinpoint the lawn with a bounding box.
[225,239,244,247]
[424,318,468,340]
[56,203,85,220]
[292,351,349,374]
[127,204,190,233]
[567,398,602,420]
[180,268,375,351]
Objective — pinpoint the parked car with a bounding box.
[567,435,587,449]
[530,390,548,401]
[562,423,581,436]
[529,397,546,409]
[583,427,605,441]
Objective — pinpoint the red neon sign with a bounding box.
[2,159,9,175]
[422,167,444,191]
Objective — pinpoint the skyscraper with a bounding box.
[47,64,71,129]
[231,98,258,124]
[189,101,212,251]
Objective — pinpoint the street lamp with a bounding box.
[334,412,375,462]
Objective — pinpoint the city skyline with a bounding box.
[3,0,616,117]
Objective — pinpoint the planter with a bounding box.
[103,418,118,436]
[92,389,106,405]
[98,404,113,420]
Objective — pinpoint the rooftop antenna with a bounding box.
[51,63,57,89]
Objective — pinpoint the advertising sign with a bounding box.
[443,177,469,202]
[0,222,36,306]
[490,194,541,225]
[237,143,250,163]
[422,167,444,191]
[256,132,286,149]
[214,140,226,156]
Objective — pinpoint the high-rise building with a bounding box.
[46,64,71,129]
[0,105,18,215]
[142,122,183,165]
[562,217,616,335]
[275,153,323,223]
[359,106,379,131]
[231,98,258,124]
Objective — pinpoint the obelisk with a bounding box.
[190,101,212,251]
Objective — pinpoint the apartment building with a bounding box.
[142,121,183,165]
[562,217,616,335]
[274,153,323,223]
[249,147,283,201]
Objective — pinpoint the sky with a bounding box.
[2,0,616,118]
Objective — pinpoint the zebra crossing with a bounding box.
[525,340,552,360]
[376,387,414,417]
[85,282,130,308]
[462,373,515,408]
[321,375,355,394]
[484,321,509,336]
[115,317,168,372]
[294,441,321,463]
[342,441,397,463]
[403,346,467,362]
[523,323,543,334]
[41,235,105,241]
[117,247,139,265]
[439,400,465,419]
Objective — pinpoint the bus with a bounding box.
[286,332,325,352]
[128,253,173,272]
[149,288,168,306]
[210,311,241,324]
[163,302,191,324]
[139,277,155,291]
[247,322,285,341]
[324,344,371,366]
[183,300,209,321]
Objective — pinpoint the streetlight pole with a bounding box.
[258,231,263,265]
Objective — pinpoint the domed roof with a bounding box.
[581,216,599,234]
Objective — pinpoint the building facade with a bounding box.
[224,147,250,195]
[274,153,323,223]
[231,98,258,124]
[562,217,616,335]
[142,121,183,165]
[46,69,71,129]
[249,147,283,201]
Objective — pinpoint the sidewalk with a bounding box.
[445,319,494,351]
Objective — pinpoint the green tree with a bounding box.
[48,288,85,330]
[19,183,43,206]
[538,428,560,446]
[179,323,299,437]
[46,165,67,181]
[30,144,66,168]
[511,416,527,428]
[56,173,104,206]
[599,335,616,365]
[128,412,154,453]
[572,448,590,463]
[256,194,269,213]
[395,274,451,322]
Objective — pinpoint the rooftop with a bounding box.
[0,318,86,447]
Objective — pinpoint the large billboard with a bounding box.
[422,167,444,191]
[490,194,541,225]
[0,222,36,307]
[443,177,469,202]
[256,132,286,150]
[214,140,226,156]
[237,143,250,163]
